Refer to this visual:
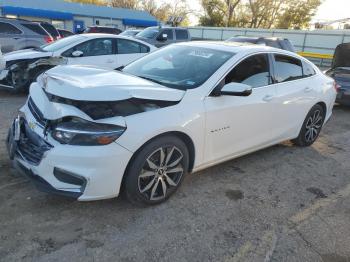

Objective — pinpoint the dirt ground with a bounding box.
[1,90,350,262]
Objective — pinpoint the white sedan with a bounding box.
[7,42,336,204]
[0,34,156,92]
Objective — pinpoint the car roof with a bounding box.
[79,33,155,46]
[230,36,287,41]
[178,41,295,55]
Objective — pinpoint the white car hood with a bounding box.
[40,65,185,101]
[4,49,52,62]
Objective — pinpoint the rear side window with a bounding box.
[41,23,59,37]
[117,39,149,54]
[21,23,48,35]
[175,29,188,40]
[0,22,21,34]
[225,54,271,88]
[274,54,303,83]
[303,61,316,77]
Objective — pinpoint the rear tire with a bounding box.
[124,135,189,205]
[292,104,325,147]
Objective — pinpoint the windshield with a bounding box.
[42,35,86,52]
[122,45,234,90]
[136,27,159,39]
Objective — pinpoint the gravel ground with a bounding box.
[1,90,350,262]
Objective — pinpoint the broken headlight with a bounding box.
[51,117,126,146]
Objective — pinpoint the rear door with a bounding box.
[115,38,150,68]
[271,53,316,138]
[64,38,117,68]
[0,22,23,53]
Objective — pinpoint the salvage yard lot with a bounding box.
[1,90,350,262]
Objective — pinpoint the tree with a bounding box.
[200,0,241,27]
[67,0,106,5]
[276,0,322,29]
[110,0,140,9]
[199,0,323,29]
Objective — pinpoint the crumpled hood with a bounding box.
[40,65,185,101]
[4,49,52,62]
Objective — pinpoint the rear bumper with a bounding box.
[336,90,350,106]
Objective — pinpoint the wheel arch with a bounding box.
[120,131,196,193]
[316,101,327,116]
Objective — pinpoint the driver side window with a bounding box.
[225,54,271,88]
[62,38,113,57]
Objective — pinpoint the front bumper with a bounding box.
[7,116,133,201]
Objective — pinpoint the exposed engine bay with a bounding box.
[0,56,67,91]
[45,91,179,120]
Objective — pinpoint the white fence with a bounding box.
[187,27,350,68]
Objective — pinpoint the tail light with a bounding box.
[333,81,341,93]
[44,35,54,43]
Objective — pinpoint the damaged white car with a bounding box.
[7,42,336,204]
[0,34,156,92]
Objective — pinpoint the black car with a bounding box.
[325,43,350,106]
[226,36,295,52]
[84,26,122,35]
[35,21,61,40]
[57,29,74,38]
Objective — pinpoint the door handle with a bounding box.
[263,95,274,102]
[304,87,313,92]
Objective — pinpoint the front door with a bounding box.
[204,53,278,163]
[66,38,117,69]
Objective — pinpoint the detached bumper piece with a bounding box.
[14,118,52,166]
[16,161,83,199]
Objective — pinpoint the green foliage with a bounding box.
[200,0,323,29]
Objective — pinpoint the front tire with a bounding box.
[292,104,325,147]
[124,135,189,205]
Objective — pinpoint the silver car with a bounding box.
[0,18,53,53]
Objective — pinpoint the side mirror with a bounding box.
[157,33,168,42]
[220,83,252,96]
[72,50,84,57]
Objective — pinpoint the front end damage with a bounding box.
[7,67,185,200]
[0,56,67,92]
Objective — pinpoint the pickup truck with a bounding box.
[134,26,191,48]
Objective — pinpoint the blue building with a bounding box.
[0,0,158,32]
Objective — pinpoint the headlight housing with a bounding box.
[51,117,126,146]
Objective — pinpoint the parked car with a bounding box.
[226,36,295,52]
[0,34,156,92]
[135,26,191,47]
[57,29,74,38]
[325,42,350,106]
[35,21,61,41]
[84,26,122,35]
[6,42,336,204]
[119,29,142,37]
[0,18,53,53]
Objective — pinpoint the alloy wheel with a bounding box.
[304,109,323,143]
[138,146,184,201]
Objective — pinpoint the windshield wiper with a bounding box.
[137,75,164,85]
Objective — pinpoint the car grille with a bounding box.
[28,97,46,127]
[17,120,53,166]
